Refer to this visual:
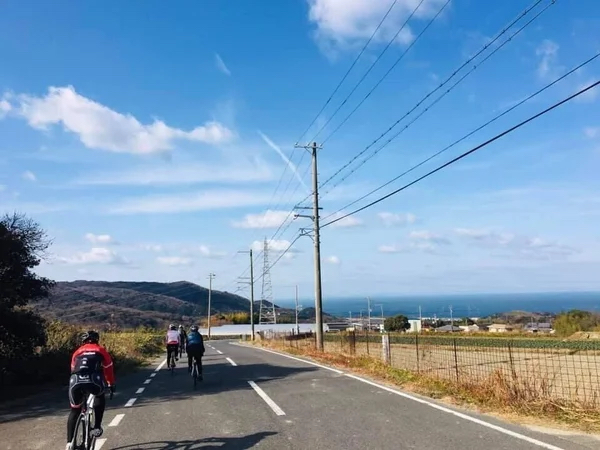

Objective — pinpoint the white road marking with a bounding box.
[155,359,167,372]
[226,357,237,366]
[216,350,223,354]
[343,374,564,450]
[136,387,145,394]
[248,381,285,416]
[93,438,107,450]
[235,344,344,374]
[108,413,125,427]
[143,379,152,384]
[124,398,137,407]
[150,373,156,378]
[235,343,563,449]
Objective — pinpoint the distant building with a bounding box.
[460,324,480,333]
[435,324,462,332]
[523,322,554,333]
[488,324,513,333]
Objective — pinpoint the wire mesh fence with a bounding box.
[262,330,600,408]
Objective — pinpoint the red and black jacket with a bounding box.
[70,343,115,385]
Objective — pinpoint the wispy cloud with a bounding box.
[198,245,227,259]
[535,39,561,80]
[378,212,416,226]
[258,131,309,194]
[215,53,232,76]
[57,247,129,265]
[326,255,340,265]
[232,210,290,229]
[22,170,37,182]
[108,189,275,215]
[85,233,114,245]
[575,79,599,103]
[584,126,599,138]
[76,159,275,186]
[157,256,193,266]
[5,86,234,154]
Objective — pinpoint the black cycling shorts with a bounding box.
[69,373,105,408]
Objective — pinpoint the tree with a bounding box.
[384,314,410,332]
[0,213,54,361]
[553,309,600,337]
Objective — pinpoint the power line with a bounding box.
[321,79,600,228]
[318,0,552,192]
[296,0,401,144]
[321,50,600,223]
[309,0,432,143]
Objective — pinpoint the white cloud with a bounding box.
[22,170,37,182]
[576,79,599,103]
[378,244,401,253]
[307,0,447,54]
[378,212,417,226]
[326,255,340,264]
[77,159,274,186]
[215,53,232,76]
[10,86,233,154]
[251,239,297,253]
[454,228,577,260]
[140,244,163,252]
[85,233,113,245]
[535,39,559,80]
[108,189,275,215]
[58,247,128,265]
[326,212,363,228]
[0,184,6,192]
[198,245,227,259]
[156,256,193,266]
[584,127,599,138]
[0,98,11,118]
[233,210,290,229]
[409,230,450,245]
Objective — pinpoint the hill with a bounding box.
[32,280,339,328]
[33,280,251,328]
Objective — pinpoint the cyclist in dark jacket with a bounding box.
[186,325,205,380]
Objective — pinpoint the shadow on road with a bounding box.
[111,431,278,449]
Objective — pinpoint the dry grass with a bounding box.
[256,338,600,433]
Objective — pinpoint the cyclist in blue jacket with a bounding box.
[186,325,205,380]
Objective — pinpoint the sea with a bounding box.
[275,291,600,320]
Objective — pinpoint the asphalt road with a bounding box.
[1,341,600,450]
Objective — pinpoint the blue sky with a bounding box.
[1,0,600,301]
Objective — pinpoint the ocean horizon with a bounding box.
[274,291,600,319]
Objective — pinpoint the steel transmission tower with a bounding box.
[259,238,277,324]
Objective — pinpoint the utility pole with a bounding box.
[367,297,372,331]
[295,285,300,335]
[207,273,216,339]
[294,141,324,351]
[449,304,454,331]
[237,249,255,340]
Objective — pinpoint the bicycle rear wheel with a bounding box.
[192,362,197,388]
[72,413,87,450]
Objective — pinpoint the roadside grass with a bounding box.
[0,321,163,400]
[254,339,600,433]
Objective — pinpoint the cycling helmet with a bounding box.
[169,324,176,330]
[178,324,183,329]
[81,330,100,344]
[190,325,198,332]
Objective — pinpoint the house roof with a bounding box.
[435,325,462,332]
[489,323,513,329]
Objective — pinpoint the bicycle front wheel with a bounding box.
[71,412,87,450]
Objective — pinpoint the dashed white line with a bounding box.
[93,438,107,450]
[150,373,156,378]
[226,357,237,366]
[136,387,145,394]
[155,359,167,372]
[216,350,223,354]
[108,414,125,427]
[143,379,152,385]
[248,381,285,416]
[124,398,137,407]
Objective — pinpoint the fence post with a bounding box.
[453,337,459,383]
[350,330,356,355]
[366,329,370,355]
[415,333,420,374]
[382,333,390,365]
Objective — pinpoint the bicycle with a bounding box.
[191,358,201,388]
[71,389,113,450]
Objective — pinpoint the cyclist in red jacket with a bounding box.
[66,331,115,450]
